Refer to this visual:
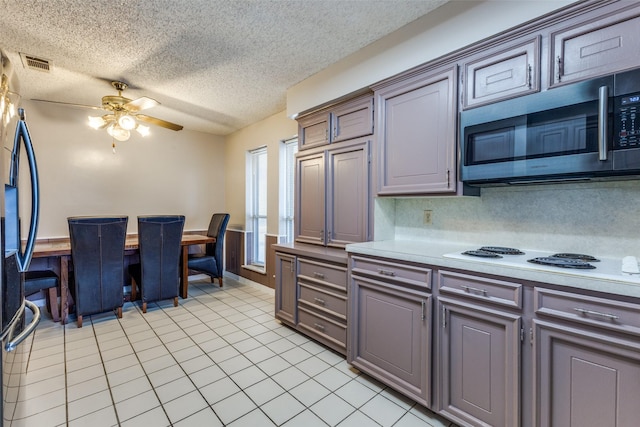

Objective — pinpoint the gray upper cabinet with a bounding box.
[295,138,370,247]
[375,65,457,195]
[462,36,540,109]
[330,95,374,143]
[550,2,640,86]
[298,110,330,151]
[296,151,325,245]
[298,94,373,150]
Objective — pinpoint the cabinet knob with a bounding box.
[314,297,326,306]
[314,323,326,332]
[378,269,396,277]
[313,272,325,279]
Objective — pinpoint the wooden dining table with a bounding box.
[32,234,215,324]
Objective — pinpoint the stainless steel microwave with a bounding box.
[460,67,640,185]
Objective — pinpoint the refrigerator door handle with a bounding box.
[3,300,40,352]
[12,108,40,272]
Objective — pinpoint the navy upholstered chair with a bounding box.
[68,216,128,327]
[128,215,185,313]
[187,213,230,287]
[24,270,60,322]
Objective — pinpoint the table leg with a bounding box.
[60,255,69,325]
[181,246,189,299]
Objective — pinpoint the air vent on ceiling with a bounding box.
[19,53,52,72]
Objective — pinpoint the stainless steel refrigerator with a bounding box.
[0,50,41,426]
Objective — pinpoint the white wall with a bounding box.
[21,100,225,237]
[287,0,573,116]
[223,110,297,234]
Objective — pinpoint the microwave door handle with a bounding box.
[598,85,608,161]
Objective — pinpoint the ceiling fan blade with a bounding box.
[125,96,159,112]
[31,99,105,110]
[136,114,183,131]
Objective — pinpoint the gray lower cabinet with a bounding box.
[438,297,521,427]
[348,255,432,407]
[533,287,640,427]
[274,252,297,327]
[436,270,523,427]
[297,257,348,354]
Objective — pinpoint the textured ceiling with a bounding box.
[1,0,448,135]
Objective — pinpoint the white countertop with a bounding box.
[345,240,640,299]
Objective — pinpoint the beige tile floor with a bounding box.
[7,275,458,427]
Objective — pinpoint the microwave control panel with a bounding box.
[615,94,640,148]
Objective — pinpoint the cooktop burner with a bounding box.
[462,250,503,258]
[479,246,525,255]
[528,257,597,269]
[551,253,600,262]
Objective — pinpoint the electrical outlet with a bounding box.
[423,210,433,225]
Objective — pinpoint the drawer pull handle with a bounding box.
[378,269,396,277]
[314,297,326,306]
[313,272,325,279]
[461,285,488,296]
[574,308,619,321]
[314,323,325,332]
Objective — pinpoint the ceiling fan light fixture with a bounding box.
[106,123,130,141]
[117,113,137,130]
[88,115,107,129]
[136,124,150,137]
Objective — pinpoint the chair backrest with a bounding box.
[68,216,128,317]
[205,213,230,273]
[137,215,185,302]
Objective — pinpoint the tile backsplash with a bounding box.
[374,180,640,258]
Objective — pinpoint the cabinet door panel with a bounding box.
[331,96,373,143]
[295,153,325,245]
[378,67,456,195]
[438,298,520,427]
[551,6,640,85]
[275,253,297,326]
[350,275,431,406]
[298,112,329,150]
[463,37,539,108]
[534,319,640,427]
[327,142,369,247]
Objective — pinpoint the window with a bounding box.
[247,147,267,267]
[280,138,298,243]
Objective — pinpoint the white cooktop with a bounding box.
[443,248,640,285]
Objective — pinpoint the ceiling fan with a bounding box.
[34,80,183,142]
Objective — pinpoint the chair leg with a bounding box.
[218,277,223,287]
[77,315,83,328]
[47,287,60,322]
[142,302,147,313]
[117,307,122,318]
[131,278,138,301]
[173,297,178,307]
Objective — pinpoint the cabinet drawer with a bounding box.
[298,306,346,348]
[534,288,640,336]
[350,256,431,290]
[299,283,347,319]
[298,258,347,290]
[438,270,522,309]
